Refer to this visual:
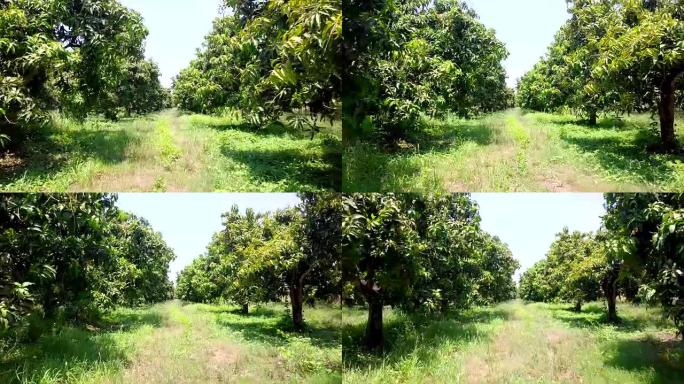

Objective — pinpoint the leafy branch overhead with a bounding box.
[173,0,341,136]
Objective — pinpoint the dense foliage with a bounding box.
[343,0,511,143]
[518,0,684,149]
[0,0,167,147]
[520,193,684,339]
[176,193,341,331]
[341,193,518,350]
[603,193,684,337]
[518,229,605,311]
[173,0,341,137]
[0,194,175,338]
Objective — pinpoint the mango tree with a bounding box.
[342,194,422,350]
[604,193,684,335]
[0,0,166,147]
[174,0,341,137]
[343,0,510,143]
[590,0,684,149]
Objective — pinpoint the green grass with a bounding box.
[0,301,341,384]
[343,300,683,384]
[343,109,684,192]
[0,109,342,192]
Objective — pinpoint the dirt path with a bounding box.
[72,109,211,192]
[444,109,602,192]
[462,302,593,384]
[109,301,251,384]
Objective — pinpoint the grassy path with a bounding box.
[343,301,683,384]
[1,301,341,384]
[343,109,684,192]
[0,110,341,192]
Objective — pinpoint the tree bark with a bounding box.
[658,76,678,150]
[241,303,249,315]
[603,276,618,322]
[588,110,597,126]
[366,296,384,351]
[290,283,305,331]
[574,300,582,312]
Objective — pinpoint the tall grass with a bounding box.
[343,109,684,192]
[0,109,342,192]
[0,301,342,384]
[343,301,683,384]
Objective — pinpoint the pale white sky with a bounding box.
[117,193,301,280]
[116,193,606,284]
[472,193,606,280]
[120,0,571,88]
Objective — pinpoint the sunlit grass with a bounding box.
[343,109,684,192]
[0,109,342,192]
[0,301,342,384]
[343,301,683,384]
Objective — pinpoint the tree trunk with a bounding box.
[290,283,305,331]
[366,297,383,351]
[658,77,678,151]
[0,118,23,150]
[588,110,597,126]
[241,303,249,314]
[603,276,618,323]
[574,300,582,312]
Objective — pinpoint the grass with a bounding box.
[343,109,684,192]
[0,300,341,384]
[0,109,342,192]
[343,300,683,384]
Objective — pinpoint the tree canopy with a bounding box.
[520,193,684,339]
[172,0,341,137]
[0,194,175,337]
[342,193,518,350]
[518,229,604,311]
[176,193,341,331]
[0,0,167,147]
[518,0,684,149]
[342,0,511,143]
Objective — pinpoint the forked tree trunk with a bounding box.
[366,296,384,351]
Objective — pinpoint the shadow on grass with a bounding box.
[548,304,673,333]
[407,118,496,152]
[342,116,497,192]
[219,137,342,191]
[208,307,340,349]
[0,310,163,384]
[553,119,684,186]
[199,120,298,137]
[101,309,165,332]
[342,307,509,371]
[605,337,684,383]
[0,122,140,185]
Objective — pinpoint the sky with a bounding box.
[472,193,606,281]
[119,0,225,87]
[466,0,571,87]
[116,193,301,280]
[116,193,606,285]
[119,0,570,88]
